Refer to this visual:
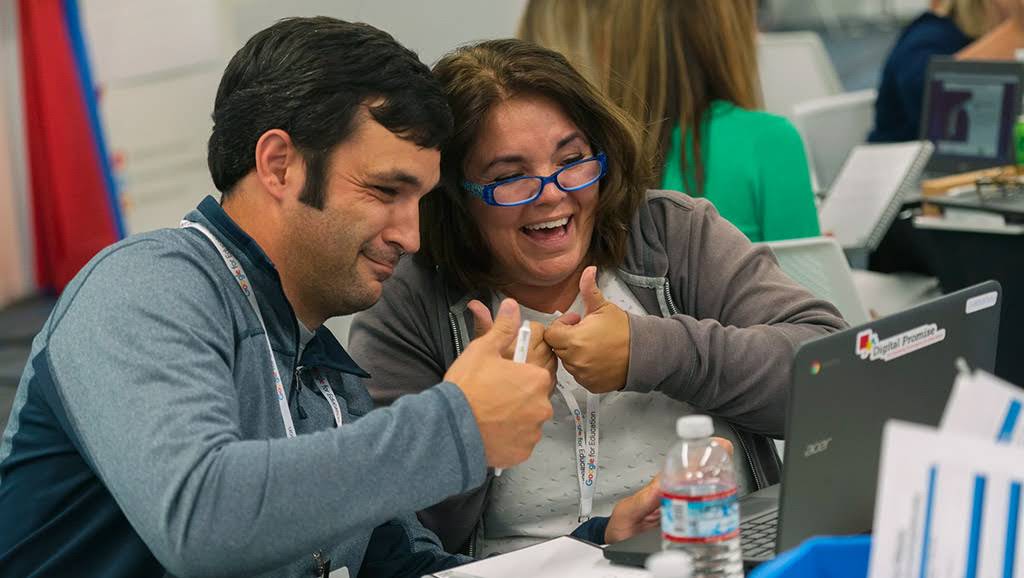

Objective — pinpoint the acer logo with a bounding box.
[804,438,832,458]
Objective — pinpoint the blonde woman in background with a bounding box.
[517,0,608,86]
[520,0,820,243]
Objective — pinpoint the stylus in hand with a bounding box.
[496,320,532,477]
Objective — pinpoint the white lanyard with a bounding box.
[555,364,599,522]
[181,220,343,437]
[311,368,344,428]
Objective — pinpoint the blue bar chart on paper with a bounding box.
[870,371,1024,578]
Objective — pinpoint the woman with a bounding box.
[519,0,820,242]
[517,0,609,86]
[870,0,1015,143]
[348,39,846,556]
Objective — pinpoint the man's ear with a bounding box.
[254,129,304,202]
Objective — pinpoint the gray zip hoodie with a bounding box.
[348,191,849,552]
[0,196,483,577]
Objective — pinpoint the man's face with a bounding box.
[281,115,440,318]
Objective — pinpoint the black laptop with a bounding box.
[919,58,1024,178]
[604,281,1002,569]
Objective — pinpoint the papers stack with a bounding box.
[870,370,1024,578]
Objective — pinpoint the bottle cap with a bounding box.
[646,550,694,578]
[676,415,713,439]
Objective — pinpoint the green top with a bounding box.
[661,100,820,242]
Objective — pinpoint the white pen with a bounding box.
[496,320,532,477]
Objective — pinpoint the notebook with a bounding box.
[818,141,934,251]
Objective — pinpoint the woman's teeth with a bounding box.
[523,216,569,231]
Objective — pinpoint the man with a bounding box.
[0,17,664,577]
[0,18,561,577]
[0,16,665,577]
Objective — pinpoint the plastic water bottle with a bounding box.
[646,550,693,578]
[659,415,743,578]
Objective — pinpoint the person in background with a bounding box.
[348,38,846,557]
[869,0,1020,143]
[519,0,820,243]
[517,0,609,85]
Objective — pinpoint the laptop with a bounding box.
[604,281,1002,569]
[919,58,1024,179]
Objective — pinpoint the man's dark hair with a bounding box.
[208,17,452,207]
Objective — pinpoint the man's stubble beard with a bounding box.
[283,212,379,321]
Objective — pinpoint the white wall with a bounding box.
[765,0,931,27]
[80,0,527,235]
[227,0,529,68]
[78,0,526,342]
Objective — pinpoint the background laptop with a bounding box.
[604,281,1002,569]
[919,58,1024,178]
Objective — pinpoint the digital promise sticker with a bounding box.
[856,324,946,362]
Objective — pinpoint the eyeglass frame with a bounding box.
[461,152,608,207]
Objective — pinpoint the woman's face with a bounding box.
[463,94,599,289]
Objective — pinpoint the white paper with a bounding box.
[819,141,931,249]
[869,421,1024,578]
[428,536,651,578]
[942,369,1024,444]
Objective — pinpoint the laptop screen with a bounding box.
[922,65,1020,170]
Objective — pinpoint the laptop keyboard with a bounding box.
[740,510,778,559]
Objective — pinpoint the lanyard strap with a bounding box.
[311,368,344,428]
[180,220,342,437]
[555,364,599,522]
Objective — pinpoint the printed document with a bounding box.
[869,420,1024,578]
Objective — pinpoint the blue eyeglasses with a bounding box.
[463,152,607,206]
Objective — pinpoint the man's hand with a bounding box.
[605,477,662,544]
[544,266,630,393]
[467,300,556,376]
[445,298,556,469]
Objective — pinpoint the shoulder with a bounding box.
[59,228,218,296]
[710,103,803,147]
[625,189,762,278]
[48,229,233,338]
[895,12,971,54]
[638,189,724,231]
[625,190,717,270]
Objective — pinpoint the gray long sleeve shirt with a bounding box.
[0,196,484,577]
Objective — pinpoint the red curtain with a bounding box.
[19,0,119,292]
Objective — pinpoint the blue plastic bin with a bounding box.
[747,536,871,578]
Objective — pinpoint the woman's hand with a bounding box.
[468,300,556,376]
[544,266,630,393]
[605,476,662,544]
[605,438,732,544]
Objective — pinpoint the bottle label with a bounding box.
[660,487,739,543]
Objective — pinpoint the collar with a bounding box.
[187,195,369,378]
[196,195,278,273]
[303,326,371,378]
